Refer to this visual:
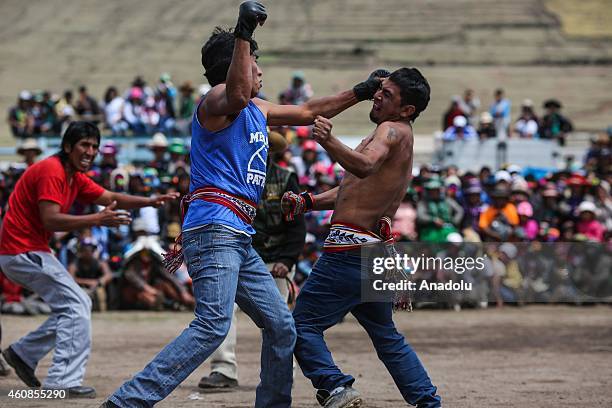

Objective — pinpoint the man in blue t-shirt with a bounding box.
[103,2,389,408]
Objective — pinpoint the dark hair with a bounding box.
[388,68,431,122]
[201,27,258,87]
[78,85,87,93]
[57,121,100,163]
[104,86,118,104]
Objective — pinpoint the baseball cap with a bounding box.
[19,90,32,101]
[453,115,467,128]
[296,126,311,138]
[577,201,597,215]
[101,141,117,155]
[302,140,317,152]
[494,170,512,184]
[517,201,533,217]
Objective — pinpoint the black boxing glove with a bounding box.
[353,68,391,101]
[235,1,267,41]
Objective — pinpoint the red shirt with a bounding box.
[0,156,104,255]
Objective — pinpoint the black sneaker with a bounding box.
[67,386,96,399]
[99,400,120,407]
[2,346,40,387]
[198,371,239,389]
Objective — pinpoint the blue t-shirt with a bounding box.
[184,100,268,235]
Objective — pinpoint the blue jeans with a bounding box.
[293,251,441,408]
[0,252,92,388]
[110,225,296,407]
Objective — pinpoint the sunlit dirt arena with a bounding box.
[1,305,611,407]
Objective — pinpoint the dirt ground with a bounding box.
[1,305,611,407]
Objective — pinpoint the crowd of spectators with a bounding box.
[1,73,610,313]
[442,88,574,145]
[6,71,316,140]
[6,74,211,140]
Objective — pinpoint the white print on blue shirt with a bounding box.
[247,131,268,187]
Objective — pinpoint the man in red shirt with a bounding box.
[0,121,177,398]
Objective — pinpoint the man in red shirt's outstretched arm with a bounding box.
[0,121,178,398]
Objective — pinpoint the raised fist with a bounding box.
[281,191,314,221]
[312,116,333,144]
[353,68,391,101]
[235,1,268,41]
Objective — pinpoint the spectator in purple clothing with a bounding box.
[462,179,485,233]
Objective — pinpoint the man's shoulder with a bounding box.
[378,120,412,133]
[251,97,271,114]
[376,121,413,144]
[30,156,62,175]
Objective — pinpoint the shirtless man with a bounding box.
[283,68,441,408]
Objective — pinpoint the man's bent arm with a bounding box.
[94,190,178,210]
[201,39,255,117]
[39,201,104,231]
[312,186,339,211]
[256,90,359,126]
[320,124,393,179]
[95,191,152,210]
[276,174,307,269]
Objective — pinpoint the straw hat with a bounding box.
[17,138,42,155]
[149,132,169,148]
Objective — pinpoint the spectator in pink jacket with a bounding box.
[517,201,538,240]
[576,201,605,242]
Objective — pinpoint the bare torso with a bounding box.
[332,122,414,231]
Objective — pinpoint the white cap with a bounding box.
[446,232,464,243]
[506,164,522,174]
[511,177,529,193]
[494,170,512,183]
[499,243,518,258]
[453,115,467,128]
[444,175,462,187]
[577,201,597,215]
[19,90,32,100]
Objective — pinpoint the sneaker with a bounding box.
[99,400,120,407]
[1,302,26,315]
[198,371,238,389]
[2,346,40,387]
[66,386,96,399]
[316,386,363,408]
